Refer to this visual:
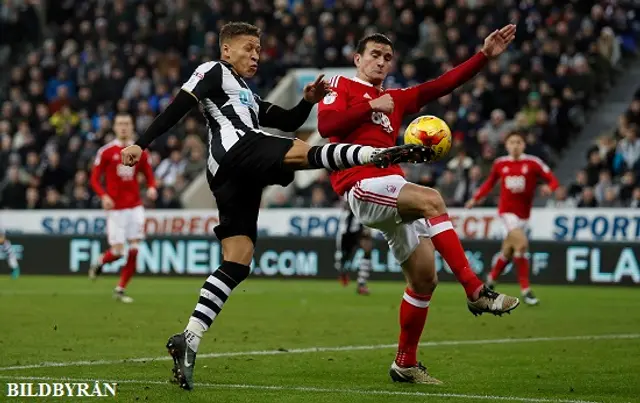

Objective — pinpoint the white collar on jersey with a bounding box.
[114,139,134,147]
[350,76,374,87]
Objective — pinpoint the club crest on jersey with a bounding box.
[386,184,397,193]
[323,91,337,105]
[371,111,393,133]
[238,89,256,107]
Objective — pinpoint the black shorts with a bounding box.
[207,133,295,244]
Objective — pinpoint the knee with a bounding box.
[513,243,528,256]
[419,188,447,218]
[408,271,438,295]
[111,244,125,256]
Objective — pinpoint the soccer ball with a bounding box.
[403,115,452,162]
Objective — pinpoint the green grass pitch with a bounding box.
[0,276,639,403]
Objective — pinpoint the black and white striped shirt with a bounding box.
[181,61,269,176]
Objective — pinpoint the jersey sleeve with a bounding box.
[254,94,314,132]
[90,147,108,197]
[317,76,373,138]
[472,162,500,201]
[533,157,559,190]
[181,61,223,101]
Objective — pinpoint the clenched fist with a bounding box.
[121,145,143,167]
[369,94,394,114]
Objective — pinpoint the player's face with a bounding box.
[505,135,525,157]
[355,42,393,85]
[114,116,134,141]
[223,35,260,78]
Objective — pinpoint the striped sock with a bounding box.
[184,261,251,352]
[307,144,382,170]
[1,240,18,269]
[357,255,371,287]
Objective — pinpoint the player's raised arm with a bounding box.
[317,76,379,138]
[400,24,516,115]
[466,162,500,208]
[256,74,328,132]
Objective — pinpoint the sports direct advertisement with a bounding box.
[0,208,639,241]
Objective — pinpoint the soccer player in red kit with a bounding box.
[465,132,559,306]
[317,26,520,384]
[89,113,157,303]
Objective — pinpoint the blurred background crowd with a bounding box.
[1,0,639,210]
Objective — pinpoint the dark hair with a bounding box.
[219,22,261,46]
[504,131,525,142]
[356,33,393,55]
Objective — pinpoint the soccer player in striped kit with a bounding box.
[335,202,373,295]
[0,230,20,279]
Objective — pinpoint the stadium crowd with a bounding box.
[0,0,639,210]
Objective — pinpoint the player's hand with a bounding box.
[121,145,143,167]
[481,24,516,58]
[369,94,394,114]
[101,195,115,210]
[146,187,158,201]
[464,199,476,209]
[540,185,553,197]
[303,74,330,104]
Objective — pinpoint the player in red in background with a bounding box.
[465,132,559,306]
[317,26,520,384]
[89,113,157,303]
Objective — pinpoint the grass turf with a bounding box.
[0,276,639,403]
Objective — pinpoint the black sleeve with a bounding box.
[256,97,314,132]
[135,90,198,149]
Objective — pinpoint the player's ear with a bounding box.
[354,53,361,67]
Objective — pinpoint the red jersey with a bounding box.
[472,154,559,219]
[317,52,488,196]
[90,140,156,210]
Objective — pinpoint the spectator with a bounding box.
[600,187,622,207]
[155,150,186,188]
[546,185,577,208]
[69,185,91,209]
[619,171,637,204]
[569,170,589,199]
[156,187,182,209]
[630,187,640,208]
[183,148,206,182]
[0,166,27,209]
[41,187,66,209]
[594,170,616,203]
[39,152,68,193]
[481,109,514,147]
[585,149,605,186]
[25,187,40,209]
[436,170,464,207]
[578,187,598,207]
[613,125,640,174]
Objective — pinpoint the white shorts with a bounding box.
[107,206,145,246]
[346,175,430,264]
[500,213,529,234]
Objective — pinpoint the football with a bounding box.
[403,115,452,162]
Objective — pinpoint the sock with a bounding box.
[1,240,18,270]
[307,144,382,170]
[117,247,138,289]
[357,252,371,287]
[185,261,251,352]
[488,253,510,282]
[101,249,121,265]
[426,214,484,299]
[513,254,530,292]
[395,287,431,368]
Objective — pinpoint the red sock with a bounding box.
[395,288,431,368]
[118,248,138,289]
[514,255,530,291]
[426,214,484,299]
[101,249,121,265]
[489,254,510,281]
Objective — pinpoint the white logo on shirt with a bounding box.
[364,93,372,99]
[323,92,337,105]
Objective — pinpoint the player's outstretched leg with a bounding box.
[390,240,441,384]
[486,252,511,290]
[397,184,520,316]
[167,260,251,390]
[89,247,123,280]
[284,140,432,171]
[113,245,138,304]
